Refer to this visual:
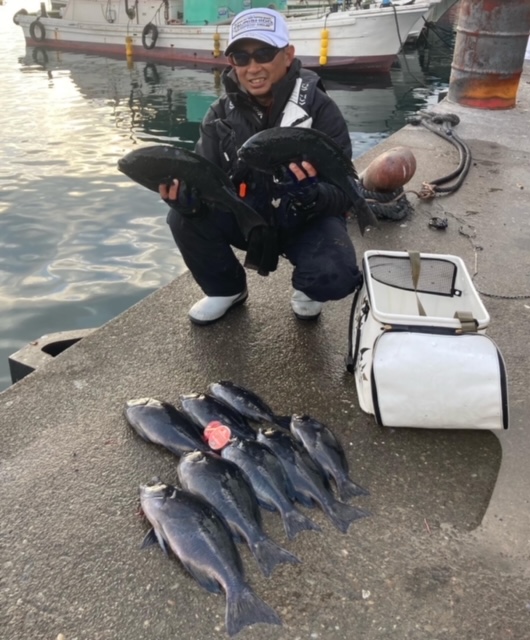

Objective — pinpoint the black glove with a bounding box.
[162,180,203,216]
[273,164,320,212]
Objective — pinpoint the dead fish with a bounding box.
[180,392,257,440]
[139,480,282,636]
[208,380,290,429]
[177,451,300,577]
[258,427,370,534]
[257,427,330,506]
[290,414,370,501]
[237,127,379,236]
[220,438,321,540]
[124,398,208,455]
[117,145,265,240]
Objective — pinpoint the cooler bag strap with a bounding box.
[454,310,479,333]
[345,283,363,372]
[408,251,427,316]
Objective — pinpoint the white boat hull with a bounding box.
[406,0,459,41]
[14,0,430,72]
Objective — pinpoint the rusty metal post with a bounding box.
[448,0,530,109]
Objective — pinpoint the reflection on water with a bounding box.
[27,47,224,146]
[0,3,456,390]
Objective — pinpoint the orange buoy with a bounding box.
[359,146,417,193]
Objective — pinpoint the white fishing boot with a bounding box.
[291,289,323,320]
[188,290,248,325]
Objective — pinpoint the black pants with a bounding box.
[167,207,362,301]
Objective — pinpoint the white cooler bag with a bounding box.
[346,250,508,430]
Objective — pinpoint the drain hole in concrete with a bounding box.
[41,338,82,357]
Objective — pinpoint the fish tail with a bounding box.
[347,176,380,235]
[229,194,269,240]
[251,537,300,578]
[326,500,371,534]
[283,507,322,540]
[356,199,380,236]
[337,476,370,501]
[225,583,282,636]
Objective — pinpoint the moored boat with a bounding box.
[392,0,460,41]
[13,0,430,72]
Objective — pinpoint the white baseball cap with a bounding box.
[225,8,290,55]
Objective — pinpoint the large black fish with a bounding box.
[290,414,370,501]
[237,127,379,235]
[177,451,299,577]
[208,380,290,429]
[258,428,370,534]
[117,145,265,240]
[179,392,257,440]
[124,398,208,456]
[139,480,281,636]
[220,438,321,540]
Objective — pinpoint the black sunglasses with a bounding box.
[228,46,285,67]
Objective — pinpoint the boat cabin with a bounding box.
[61,0,287,26]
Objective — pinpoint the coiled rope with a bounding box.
[359,184,413,221]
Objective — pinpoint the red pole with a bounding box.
[448,0,530,109]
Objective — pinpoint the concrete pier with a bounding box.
[1,66,529,640]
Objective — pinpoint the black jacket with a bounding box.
[194,59,353,228]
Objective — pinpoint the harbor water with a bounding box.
[0,0,458,391]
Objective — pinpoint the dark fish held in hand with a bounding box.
[208,380,290,429]
[290,414,370,501]
[177,451,300,577]
[180,392,257,440]
[139,480,282,637]
[118,145,265,240]
[237,127,379,236]
[220,438,321,540]
[124,398,208,456]
[258,427,370,534]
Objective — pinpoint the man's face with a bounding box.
[228,39,295,105]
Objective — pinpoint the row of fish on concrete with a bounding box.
[125,381,371,636]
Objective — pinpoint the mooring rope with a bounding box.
[407,110,473,198]
[359,184,413,221]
